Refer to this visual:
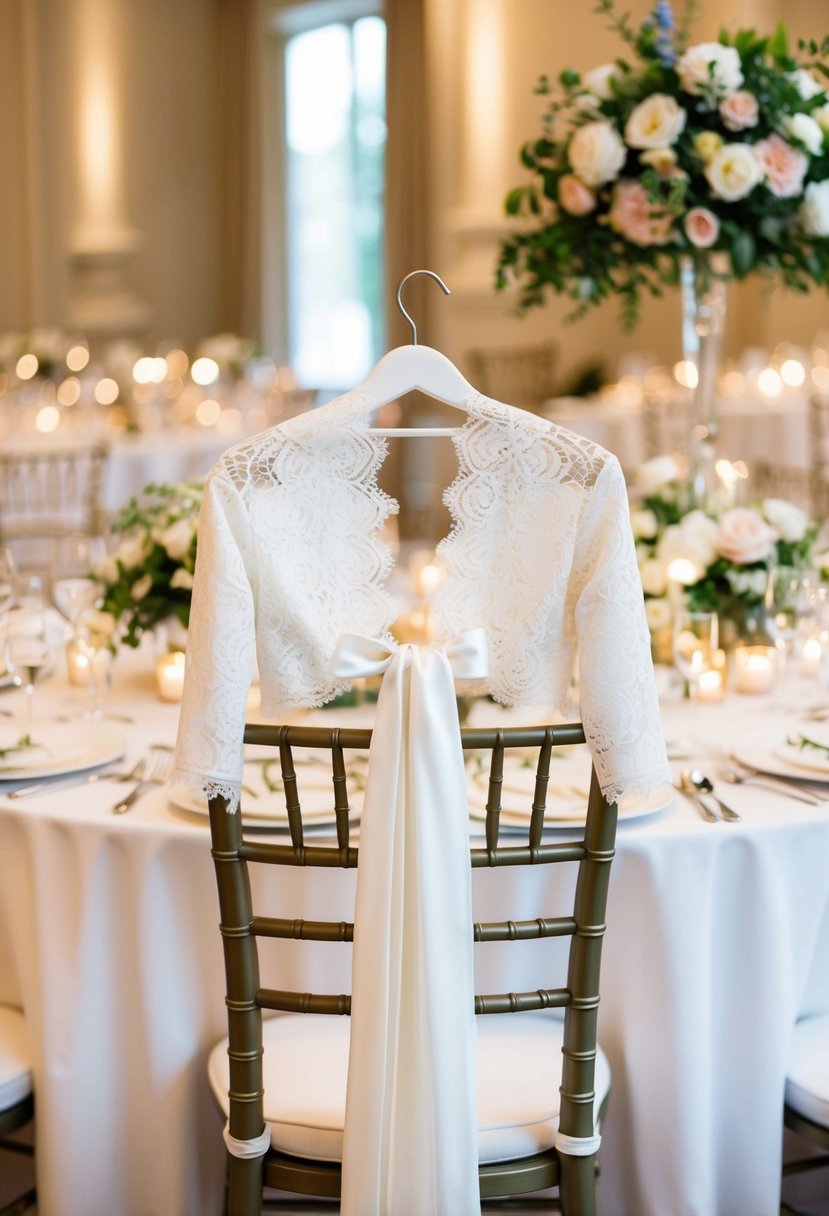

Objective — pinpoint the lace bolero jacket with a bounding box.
[173,389,670,810]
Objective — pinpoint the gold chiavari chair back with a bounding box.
[206,721,617,1216]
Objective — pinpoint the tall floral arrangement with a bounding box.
[497,0,829,325]
[95,482,202,648]
[632,456,819,639]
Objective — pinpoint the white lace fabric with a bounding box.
[173,390,670,811]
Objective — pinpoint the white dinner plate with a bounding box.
[0,721,127,779]
[169,767,365,826]
[772,738,829,775]
[732,743,829,784]
[467,752,674,826]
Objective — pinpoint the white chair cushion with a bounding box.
[208,1009,611,1164]
[0,1005,33,1112]
[785,1012,829,1129]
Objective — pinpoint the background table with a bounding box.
[0,651,828,1215]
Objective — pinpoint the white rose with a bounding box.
[568,120,627,188]
[639,557,669,597]
[813,104,829,136]
[170,567,195,591]
[625,94,687,149]
[677,43,743,99]
[791,69,826,101]
[631,508,659,540]
[131,574,153,601]
[634,454,682,494]
[116,534,148,570]
[158,518,196,561]
[95,555,119,584]
[726,568,769,598]
[659,511,719,576]
[762,497,808,542]
[800,180,829,237]
[583,63,617,101]
[705,143,761,201]
[645,597,673,632]
[781,112,824,156]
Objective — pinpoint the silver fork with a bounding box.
[716,759,824,805]
[8,755,148,801]
[112,748,174,815]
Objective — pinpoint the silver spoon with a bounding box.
[684,769,741,822]
[677,770,719,823]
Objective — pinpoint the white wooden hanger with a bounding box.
[354,270,478,437]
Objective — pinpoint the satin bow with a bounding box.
[334,627,489,1216]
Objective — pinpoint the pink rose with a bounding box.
[753,134,808,199]
[558,173,597,216]
[719,91,759,132]
[715,508,778,565]
[684,207,720,248]
[608,179,675,246]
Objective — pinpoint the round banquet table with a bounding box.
[0,649,828,1216]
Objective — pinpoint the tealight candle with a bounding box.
[696,667,724,702]
[156,651,186,702]
[733,645,776,695]
[801,636,822,678]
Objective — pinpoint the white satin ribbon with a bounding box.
[334,629,489,1216]
[223,1120,271,1160]
[554,1130,602,1157]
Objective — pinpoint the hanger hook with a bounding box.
[396,269,451,346]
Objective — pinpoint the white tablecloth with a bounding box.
[0,651,828,1216]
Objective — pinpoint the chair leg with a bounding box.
[557,1152,597,1216]
[226,1152,265,1216]
[0,1188,37,1216]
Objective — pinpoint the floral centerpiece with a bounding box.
[632,455,819,648]
[497,0,829,326]
[95,481,202,649]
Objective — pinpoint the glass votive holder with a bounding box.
[696,666,724,702]
[155,650,186,702]
[733,644,777,695]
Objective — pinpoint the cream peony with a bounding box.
[705,143,761,201]
[800,180,829,237]
[639,558,669,597]
[115,534,148,570]
[170,567,195,591]
[157,518,196,562]
[558,173,597,216]
[644,597,673,632]
[624,94,687,149]
[631,508,659,541]
[568,120,627,188]
[684,207,720,248]
[677,42,743,98]
[762,498,808,542]
[754,134,808,199]
[781,112,824,157]
[719,90,759,131]
[715,507,777,564]
[131,574,153,601]
[635,454,682,494]
[791,69,826,101]
[659,511,720,577]
[582,63,617,101]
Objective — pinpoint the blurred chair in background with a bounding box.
[0,442,109,580]
[751,460,815,514]
[642,393,693,462]
[466,342,558,408]
[809,394,829,519]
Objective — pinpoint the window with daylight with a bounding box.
[275,5,386,393]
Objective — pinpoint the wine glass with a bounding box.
[4,592,50,731]
[673,609,718,700]
[52,535,106,642]
[765,567,815,698]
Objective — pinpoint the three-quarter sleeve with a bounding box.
[173,472,255,812]
[572,456,671,804]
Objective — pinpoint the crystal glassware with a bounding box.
[673,609,719,700]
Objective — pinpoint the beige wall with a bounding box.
[0,0,825,365]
